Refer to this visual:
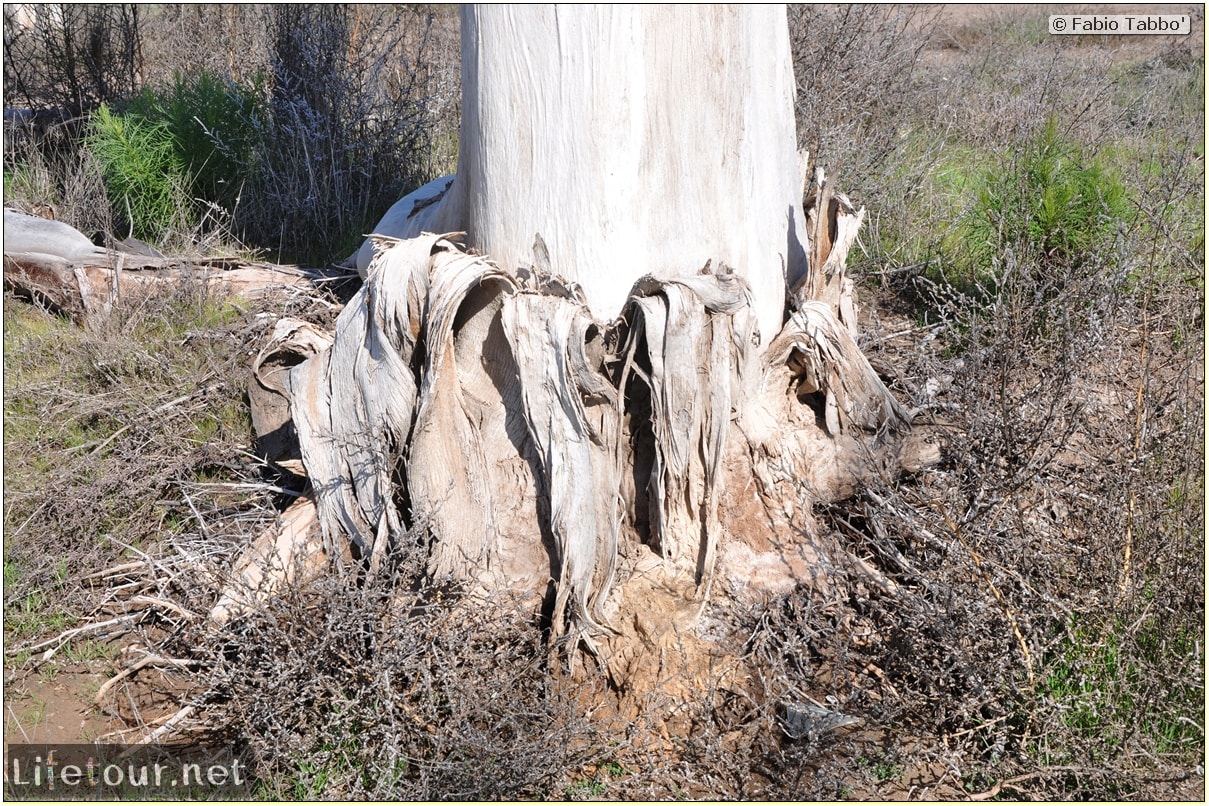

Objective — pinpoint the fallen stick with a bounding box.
[94,653,202,709]
[80,561,147,583]
[7,614,138,656]
[126,595,200,621]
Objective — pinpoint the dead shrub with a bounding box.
[2,3,143,120]
[2,282,296,639]
[788,4,940,196]
[231,5,457,264]
[154,558,622,800]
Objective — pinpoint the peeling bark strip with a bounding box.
[622,269,760,597]
[407,241,524,584]
[769,301,911,437]
[501,291,621,640]
[290,234,449,572]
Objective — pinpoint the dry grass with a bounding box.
[782,4,1204,798]
[2,280,342,641]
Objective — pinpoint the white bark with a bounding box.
[363,4,809,345]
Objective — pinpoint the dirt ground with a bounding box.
[5,663,119,745]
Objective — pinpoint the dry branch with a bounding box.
[94,652,202,710]
[7,615,140,667]
[115,706,199,755]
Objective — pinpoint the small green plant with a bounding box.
[859,753,903,784]
[565,776,608,800]
[63,640,119,664]
[956,118,1130,292]
[569,759,629,796]
[124,70,268,213]
[86,104,194,242]
[25,697,47,727]
[599,760,627,778]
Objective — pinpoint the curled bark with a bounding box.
[224,220,911,655]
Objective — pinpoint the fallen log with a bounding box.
[3,210,341,320]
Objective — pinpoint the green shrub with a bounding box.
[124,69,268,212]
[960,118,1131,290]
[85,103,194,241]
[85,70,268,247]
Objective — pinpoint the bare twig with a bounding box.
[968,767,1100,801]
[7,615,139,657]
[116,705,199,756]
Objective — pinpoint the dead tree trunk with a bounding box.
[225,4,909,681]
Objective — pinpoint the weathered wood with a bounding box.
[799,165,868,338]
[209,494,334,625]
[4,209,338,320]
[4,208,111,264]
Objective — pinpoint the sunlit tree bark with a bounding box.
[225,5,910,678]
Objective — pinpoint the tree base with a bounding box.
[219,207,916,672]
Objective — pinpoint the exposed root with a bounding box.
[94,652,204,711]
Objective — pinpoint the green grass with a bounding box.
[62,639,121,664]
[1039,614,1204,764]
[3,285,261,658]
[3,161,56,208]
[872,125,1136,298]
[4,557,73,644]
[940,118,1132,295]
[23,697,47,727]
[5,588,72,643]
